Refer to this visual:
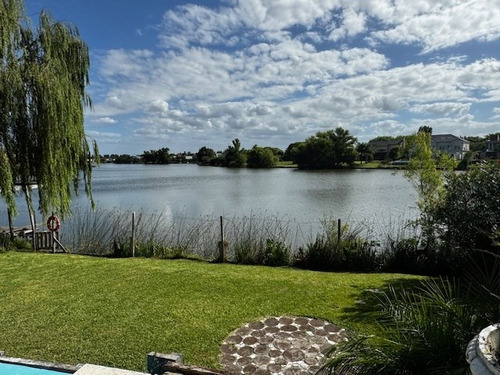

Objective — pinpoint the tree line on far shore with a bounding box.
[102,127,500,169]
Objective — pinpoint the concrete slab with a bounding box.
[75,364,149,375]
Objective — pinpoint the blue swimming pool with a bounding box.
[0,362,69,375]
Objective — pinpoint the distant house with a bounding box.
[174,153,195,163]
[485,133,500,159]
[369,139,405,160]
[431,134,470,160]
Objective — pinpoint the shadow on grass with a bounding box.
[339,277,424,325]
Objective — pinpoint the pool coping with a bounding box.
[0,351,219,375]
[0,353,79,373]
[0,353,151,375]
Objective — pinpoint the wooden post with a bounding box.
[52,233,68,253]
[338,218,341,244]
[25,189,37,251]
[131,212,136,257]
[52,230,56,253]
[219,216,225,262]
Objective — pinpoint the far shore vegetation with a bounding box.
[101,127,500,171]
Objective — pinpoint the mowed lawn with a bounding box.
[0,252,421,372]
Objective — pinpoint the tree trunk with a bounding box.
[8,208,14,240]
[23,187,37,251]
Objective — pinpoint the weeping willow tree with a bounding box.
[0,0,98,243]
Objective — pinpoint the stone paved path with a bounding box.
[220,316,347,375]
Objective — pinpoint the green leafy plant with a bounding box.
[263,238,290,266]
[233,238,265,265]
[434,163,500,254]
[293,219,377,272]
[322,278,482,374]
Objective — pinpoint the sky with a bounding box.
[26,0,500,155]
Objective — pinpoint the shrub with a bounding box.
[379,236,425,274]
[11,237,32,251]
[263,238,290,266]
[293,219,378,272]
[340,238,378,272]
[293,238,333,271]
[233,238,264,265]
[433,163,500,254]
[226,213,297,265]
[233,237,291,266]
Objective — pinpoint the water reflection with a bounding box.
[0,164,418,239]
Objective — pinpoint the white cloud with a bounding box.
[87,0,500,153]
[93,51,500,149]
[147,100,169,114]
[159,4,244,49]
[329,8,366,41]
[99,49,154,79]
[247,104,272,116]
[92,117,117,124]
[94,41,389,117]
[85,131,122,143]
[368,0,500,52]
[157,0,500,53]
[410,102,471,117]
[491,107,500,120]
[106,96,127,110]
[238,0,341,30]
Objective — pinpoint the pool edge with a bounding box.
[0,353,80,374]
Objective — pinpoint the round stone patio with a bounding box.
[220,316,348,375]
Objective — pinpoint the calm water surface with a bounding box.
[2,164,418,236]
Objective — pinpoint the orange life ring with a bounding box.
[47,215,61,232]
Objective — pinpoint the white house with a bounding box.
[485,133,500,159]
[431,134,470,160]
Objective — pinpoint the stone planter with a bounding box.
[467,324,500,375]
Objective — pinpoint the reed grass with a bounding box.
[62,208,305,262]
[61,207,437,274]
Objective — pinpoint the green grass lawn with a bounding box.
[354,161,381,169]
[0,252,421,372]
[275,161,297,168]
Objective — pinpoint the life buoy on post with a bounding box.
[47,214,61,232]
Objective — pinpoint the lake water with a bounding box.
[1,164,418,241]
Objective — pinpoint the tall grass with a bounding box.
[292,218,378,272]
[61,207,440,274]
[224,214,297,265]
[63,208,220,259]
[63,208,303,263]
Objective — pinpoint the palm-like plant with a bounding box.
[356,142,373,164]
[321,278,484,375]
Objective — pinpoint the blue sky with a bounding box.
[27,0,500,155]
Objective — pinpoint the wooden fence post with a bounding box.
[219,216,225,262]
[131,212,136,257]
[338,218,341,244]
